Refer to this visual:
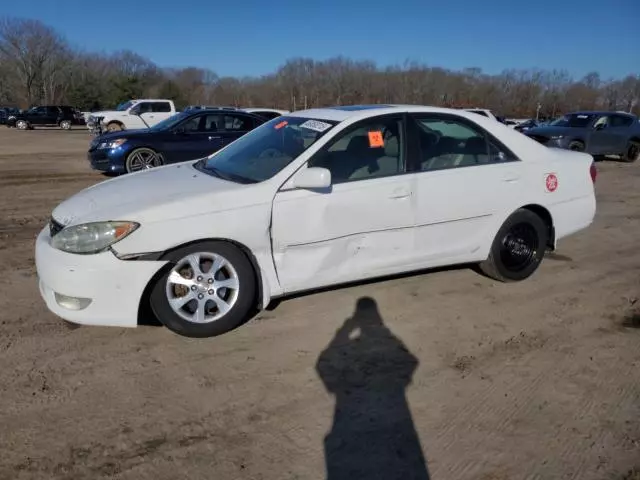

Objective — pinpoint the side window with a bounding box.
[610,115,633,128]
[152,102,172,113]
[309,117,404,184]
[181,115,203,132]
[136,102,153,114]
[32,107,46,115]
[593,115,609,129]
[415,116,513,171]
[224,115,251,131]
[201,114,222,132]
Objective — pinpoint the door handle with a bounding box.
[502,173,520,183]
[388,188,412,199]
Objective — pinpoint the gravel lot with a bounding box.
[0,127,639,480]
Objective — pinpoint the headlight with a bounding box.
[98,138,127,149]
[51,221,139,254]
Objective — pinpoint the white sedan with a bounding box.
[35,105,597,338]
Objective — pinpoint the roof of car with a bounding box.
[287,104,483,122]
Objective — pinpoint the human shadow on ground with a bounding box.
[316,297,430,480]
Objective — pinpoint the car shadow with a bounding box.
[316,297,430,480]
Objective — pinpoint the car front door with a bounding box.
[162,113,223,163]
[408,113,525,263]
[605,114,635,154]
[271,114,417,292]
[587,115,619,154]
[28,107,48,125]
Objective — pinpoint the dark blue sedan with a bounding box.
[88,109,266,174]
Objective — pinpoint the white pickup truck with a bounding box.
[87,99,177,133]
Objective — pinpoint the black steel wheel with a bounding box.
[480,209,549,282]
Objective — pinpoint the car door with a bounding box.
[147,101,173,126]
[408,113,525,263]
[219,114,260,147]
[588,115,619,154]
[605,114,635,154]
[162,113,223,163]
[271,114,417,292]
[28,107,48,125]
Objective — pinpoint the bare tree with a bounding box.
[0,17,65,107]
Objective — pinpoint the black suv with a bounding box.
[8,105,86,130]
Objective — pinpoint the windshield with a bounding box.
[195,116,337,183]
[550,114,595,128]
[150,112,189,131]
[116,101,135,111]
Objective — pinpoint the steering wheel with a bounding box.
[258,148,283,159]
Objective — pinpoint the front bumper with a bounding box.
[35,227,166,327]
[88,147,127,173]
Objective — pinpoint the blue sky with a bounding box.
[3,0,638,79]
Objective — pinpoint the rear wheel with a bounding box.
[568,140,584,151]
[622,141,639,163]
[59,120,72,130]
[125,148,164,173]
[149,241,256,338]
[479,209,548,282]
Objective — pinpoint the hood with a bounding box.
[525,126,579,137]
[51,162,260,226]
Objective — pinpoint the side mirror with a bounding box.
[173,126,186,134]
[292,167,331,190]
[129,108,140,116]
[594,123,606,130]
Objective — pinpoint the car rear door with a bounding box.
[407,113,526,263]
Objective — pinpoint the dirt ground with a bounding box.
[0,126,639,480]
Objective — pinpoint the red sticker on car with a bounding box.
[274,120,288,130]
[545,173,558,192]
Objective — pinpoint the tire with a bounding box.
[106,122,123,133]
[568,140,584,152]
[59,120,72,130]
[622,141,639,163]
[479,208,548,282]
[149,241,257,338]
[125,148,164,173]
[15,119,29,130]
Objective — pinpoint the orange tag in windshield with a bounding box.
[274,120,288,130]
[368,131,384,148]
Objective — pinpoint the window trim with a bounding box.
[305,112,410,186]
[407,112,521,174]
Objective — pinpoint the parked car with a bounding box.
[525,111,640,162]
[37,105,597,338]
[88,108,266,174]
[8,106,85,130]
[87,99,177,134]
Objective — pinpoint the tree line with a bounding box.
[0,17,638,118]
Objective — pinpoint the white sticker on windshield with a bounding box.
[577,115,589,118]
[299,119,332,132]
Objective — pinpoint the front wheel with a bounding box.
[479,209,548,282]
[622,141,639,163]
[568,140,584,152]
[149,241,257,338]
[15,119,29,130]
[125,148,164,173]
